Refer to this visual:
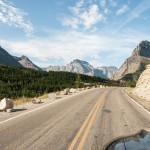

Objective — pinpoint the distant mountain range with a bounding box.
[97,66,118,79]
[114,40,150,81]
[0,45,118,79]
[44,59,118,79]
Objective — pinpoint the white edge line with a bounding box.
[0,88,97,124]
[123,89,150,115]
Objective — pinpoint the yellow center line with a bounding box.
[77,95,105,150]
[68,93,105,150]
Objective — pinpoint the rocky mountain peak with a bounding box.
[132,40,150,58]
[114,40,150,81]
[13,55,41,71]
[45,59,108,79]
[72,59,91,65]
[20,55,29,61]
[97,66,118,79]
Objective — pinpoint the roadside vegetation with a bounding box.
[0,65,123,100]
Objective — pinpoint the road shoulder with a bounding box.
[0,88,100,123]
[123,87,150,114]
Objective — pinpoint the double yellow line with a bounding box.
[68,93,105,150]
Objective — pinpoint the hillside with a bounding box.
[114,40,150,81]
[0,46,22,67]
[133,64,150,101]
[45,59,108,79]
[14,55,41,70]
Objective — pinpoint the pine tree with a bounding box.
[76,74,81,88]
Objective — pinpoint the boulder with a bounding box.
[49,93,56,99]
[0,98,14,111]
[32,98,41,104]
[63,88,70,95]
[6,108,15,113]
[70,88,76,93]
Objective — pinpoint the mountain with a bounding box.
[133,64,150,101]
[14,55,42,70]
[0,46,22,67]
[97,66,118,79]
[113,40,150,81]
[45,59,108,79]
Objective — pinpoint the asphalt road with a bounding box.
[0,87,150,150]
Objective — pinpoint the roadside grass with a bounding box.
[55,91,61,96]
[14,97,32,106]
[14,94,49,106]
[124,87,150,112]
[38,93,49,99]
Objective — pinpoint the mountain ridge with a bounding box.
[45,59,108,79]
[0,46,22,67]
[14,55,42,70]
[45,59,118,79]
[114,40,150,81]
[97,66,118,79]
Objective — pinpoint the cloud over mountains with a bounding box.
[0,0,33,36]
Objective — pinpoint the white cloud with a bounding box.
[62,0,106,29]
[80,4,106,28]
[63,17,79,29]
[1,29,149,68]
[0,0,33,36]
[114,0,150,33]
[104,8,108,14]
[116,5,129,16]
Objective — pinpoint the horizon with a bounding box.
[0,0,150,68]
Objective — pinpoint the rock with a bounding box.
[6,108,15,113]
[63,88,70,95]
[0,98,14,111]
[70,88,76,93]
[49,93,56,99]
[32,98,41,104]
[86,87,90,89]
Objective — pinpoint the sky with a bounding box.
[0,0,150,68]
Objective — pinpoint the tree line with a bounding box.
[0,65,123,99]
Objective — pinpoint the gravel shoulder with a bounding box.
[124,87,150,112]
[0,88,96,122]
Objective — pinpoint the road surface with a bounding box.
[0,87,150,150]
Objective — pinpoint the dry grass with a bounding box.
[38,93,49,99]
[14,94,49,106]
[55,91,61,96]
[124,87,150,112]
[14,97,32,106]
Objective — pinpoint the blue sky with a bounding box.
[0,0,150,68]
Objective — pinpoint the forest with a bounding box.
[0,65,123,99]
